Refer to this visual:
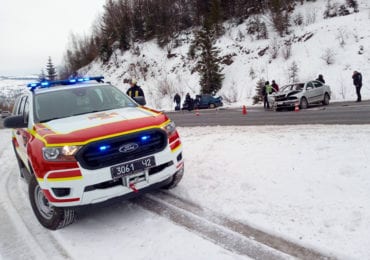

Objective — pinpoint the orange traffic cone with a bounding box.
[294,102,300,112]
[195,109,200,116]
[242,105,247,115]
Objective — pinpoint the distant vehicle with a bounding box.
[1,111,11,118]
[270,80,331,111]
[194,94,223,109]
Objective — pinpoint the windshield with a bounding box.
[280,83,304,92]
[34,84,137,123]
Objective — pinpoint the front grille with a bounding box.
[76,129,167,170]
[275,95,287,101]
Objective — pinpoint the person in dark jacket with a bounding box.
[352,71,362,102]
[271,80,279,92]
[174,93,181,110]
[184,93,194,111]
[126,79,145,98]
[316,74,325,84]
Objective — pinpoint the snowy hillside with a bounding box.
[81,0,370,110]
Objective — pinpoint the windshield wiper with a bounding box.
[39,117,66,123]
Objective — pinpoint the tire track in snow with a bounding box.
[135,191,336,260]
[0,142,71,259]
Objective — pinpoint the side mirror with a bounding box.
[133,96,146,106]
[3,115,28,128]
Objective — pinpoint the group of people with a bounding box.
[262,80,280,109]
[261,71,363,110]
[124,70,364,109]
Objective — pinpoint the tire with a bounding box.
[323,93,330,105]
[29,177,75,230]
[300,97,308,109]
[209,103,215,109]
[161,169,184,189]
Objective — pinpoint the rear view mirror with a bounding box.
[3,115,28,128]
[133,96,146,106]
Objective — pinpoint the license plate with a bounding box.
[110,156,156,179]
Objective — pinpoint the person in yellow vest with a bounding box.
[126,79,145,98]
[263,81,273,109]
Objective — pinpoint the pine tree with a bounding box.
[196,25,224,94]
[39,69,46,81]
[46,57,57,80]
[288,61,299,83]
[253,78,265,104]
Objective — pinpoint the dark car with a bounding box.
[194,94,223,109]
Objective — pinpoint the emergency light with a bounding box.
[27,76,104,91]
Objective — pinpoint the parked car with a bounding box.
[3,76,184,230]
[194,94,223,109]
[270,80,331,111]
[1,110,11,118]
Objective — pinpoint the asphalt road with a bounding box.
[1,101,369,129]
[167,100,370,127]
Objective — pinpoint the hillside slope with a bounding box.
[59,1,370,110]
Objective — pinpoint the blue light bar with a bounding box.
[99,145,111,151]
[141,135,151,142]
[27,76,105,91]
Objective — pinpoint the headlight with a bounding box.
[162,121,176,136]
[42,146,81,161]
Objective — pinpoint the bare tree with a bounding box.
[321,48,336,65]
[282,41,292,60]
[269,37,280,59]
[336,28,347,47]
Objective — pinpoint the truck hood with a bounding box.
[34,107,169,145]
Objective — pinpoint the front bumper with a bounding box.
[37,147,183,207]
[272,99,298,109]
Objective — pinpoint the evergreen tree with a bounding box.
[38,69,46,81]
[46,57,57,80]
[196,25,224,94]
[253,78,265,104]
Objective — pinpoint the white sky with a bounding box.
[0,0,106,76]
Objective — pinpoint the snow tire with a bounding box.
[29,177,76,230]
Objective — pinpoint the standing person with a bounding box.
[126,79,146,105]
[263,81,273,109]
[352,71,362,102]
[174,93,181,111]
[271,80,279,92]
[184,93,194,111]
[316,74,325,84]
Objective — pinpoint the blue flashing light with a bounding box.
[99,145,110,152]
[141,135,151,142]
[26,76,105,92]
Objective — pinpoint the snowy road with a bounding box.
[1,125,370,259]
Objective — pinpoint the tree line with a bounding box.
[61,0,303,77]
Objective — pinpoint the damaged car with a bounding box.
[270,80,331,111]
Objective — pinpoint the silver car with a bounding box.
[270,80,331,111]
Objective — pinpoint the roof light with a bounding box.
[26,76,105,92]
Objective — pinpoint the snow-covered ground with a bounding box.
[1,124,370,259]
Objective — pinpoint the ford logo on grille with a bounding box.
[119,143,139,153]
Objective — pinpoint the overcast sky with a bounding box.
[0,0,106,76]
